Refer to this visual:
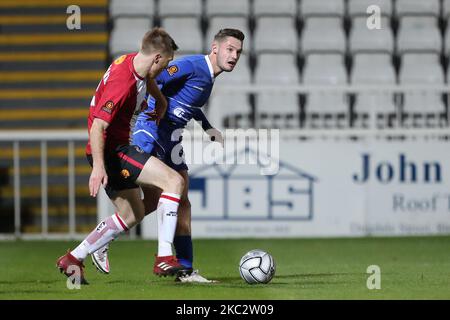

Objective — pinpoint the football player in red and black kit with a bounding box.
[56,28,187,284]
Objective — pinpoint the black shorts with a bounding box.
[86,144,152,199]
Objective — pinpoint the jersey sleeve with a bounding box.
[156,59,194,88]
[192,108,213,131]
[92,70,130,124]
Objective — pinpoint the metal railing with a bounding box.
[0,130,87,240]
[0,85,449,239]
[211,84,450,138]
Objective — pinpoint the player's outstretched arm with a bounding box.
[193,109,224,147]
[89,118,109,197]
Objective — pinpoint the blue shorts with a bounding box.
[132,119,188,172]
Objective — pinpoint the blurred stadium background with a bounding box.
[0,0,450,241]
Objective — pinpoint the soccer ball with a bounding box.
[239,249,276,284]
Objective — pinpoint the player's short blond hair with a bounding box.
[141,27,178,55]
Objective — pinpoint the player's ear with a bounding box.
[212,41,218,54]
[154,53,162,64]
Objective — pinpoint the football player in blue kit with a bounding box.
[92,29,245,282]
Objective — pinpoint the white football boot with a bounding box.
[91,243,110,274]
[175,270,219,283]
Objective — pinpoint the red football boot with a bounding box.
[153,255,186,277]
[56,251,89,285]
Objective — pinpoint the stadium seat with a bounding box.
[354,93,398,129]
[302,54,349,128]
[303,54,347,85]
[206,17,250,49]
[208,93,252,129]
[254,53,299,85]
[110,0,154,19]
[254,53,300,128]
[349,16,394,53]
[300,17,346,54]
[300,0,345,17]
[399,54,446,128]
[396,0,440,17]
[161,17,203,54]
[205,0,250,17]
[402,93,448,128]
[110,18,152,57]
[444,0,450,19]
[400,54,444,85]
[254,17,298,54]
[448,62,450,84]
[253,0,297,17]
[351,54,397,128]
[351,53,395,85]
[348,0,393,17]
[256,93,300,128]
[158,0,202,17]
[397,17,441,54]
[445,23,450,56]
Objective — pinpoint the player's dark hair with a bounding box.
[214,28,245,42]
[141,27,178,55]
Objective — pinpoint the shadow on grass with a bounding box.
[276,272,364,279]
[67,272,366,288]
[207,272,366,287]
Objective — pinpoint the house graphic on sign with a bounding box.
[188,147,317,221]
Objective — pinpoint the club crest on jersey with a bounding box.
[167,65,178,76]
[114,55,126,65]
[120,169,130,179]
[102,101,114,114]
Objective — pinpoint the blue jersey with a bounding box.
[132,55,216,171]
[136,54,215,128]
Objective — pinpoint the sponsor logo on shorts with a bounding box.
[102,101,114,114]
[167,65,178,76]
[120,169,130,179]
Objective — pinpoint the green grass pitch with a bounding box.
[0,237,449,299]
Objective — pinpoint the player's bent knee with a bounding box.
[134,209,145,224]
[167,171,185,194]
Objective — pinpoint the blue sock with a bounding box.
[173,235,193,269]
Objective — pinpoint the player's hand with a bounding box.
[146,97,168,125]
[145,110,158,121]
[206,128,224,148]
[89,166,108,197]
